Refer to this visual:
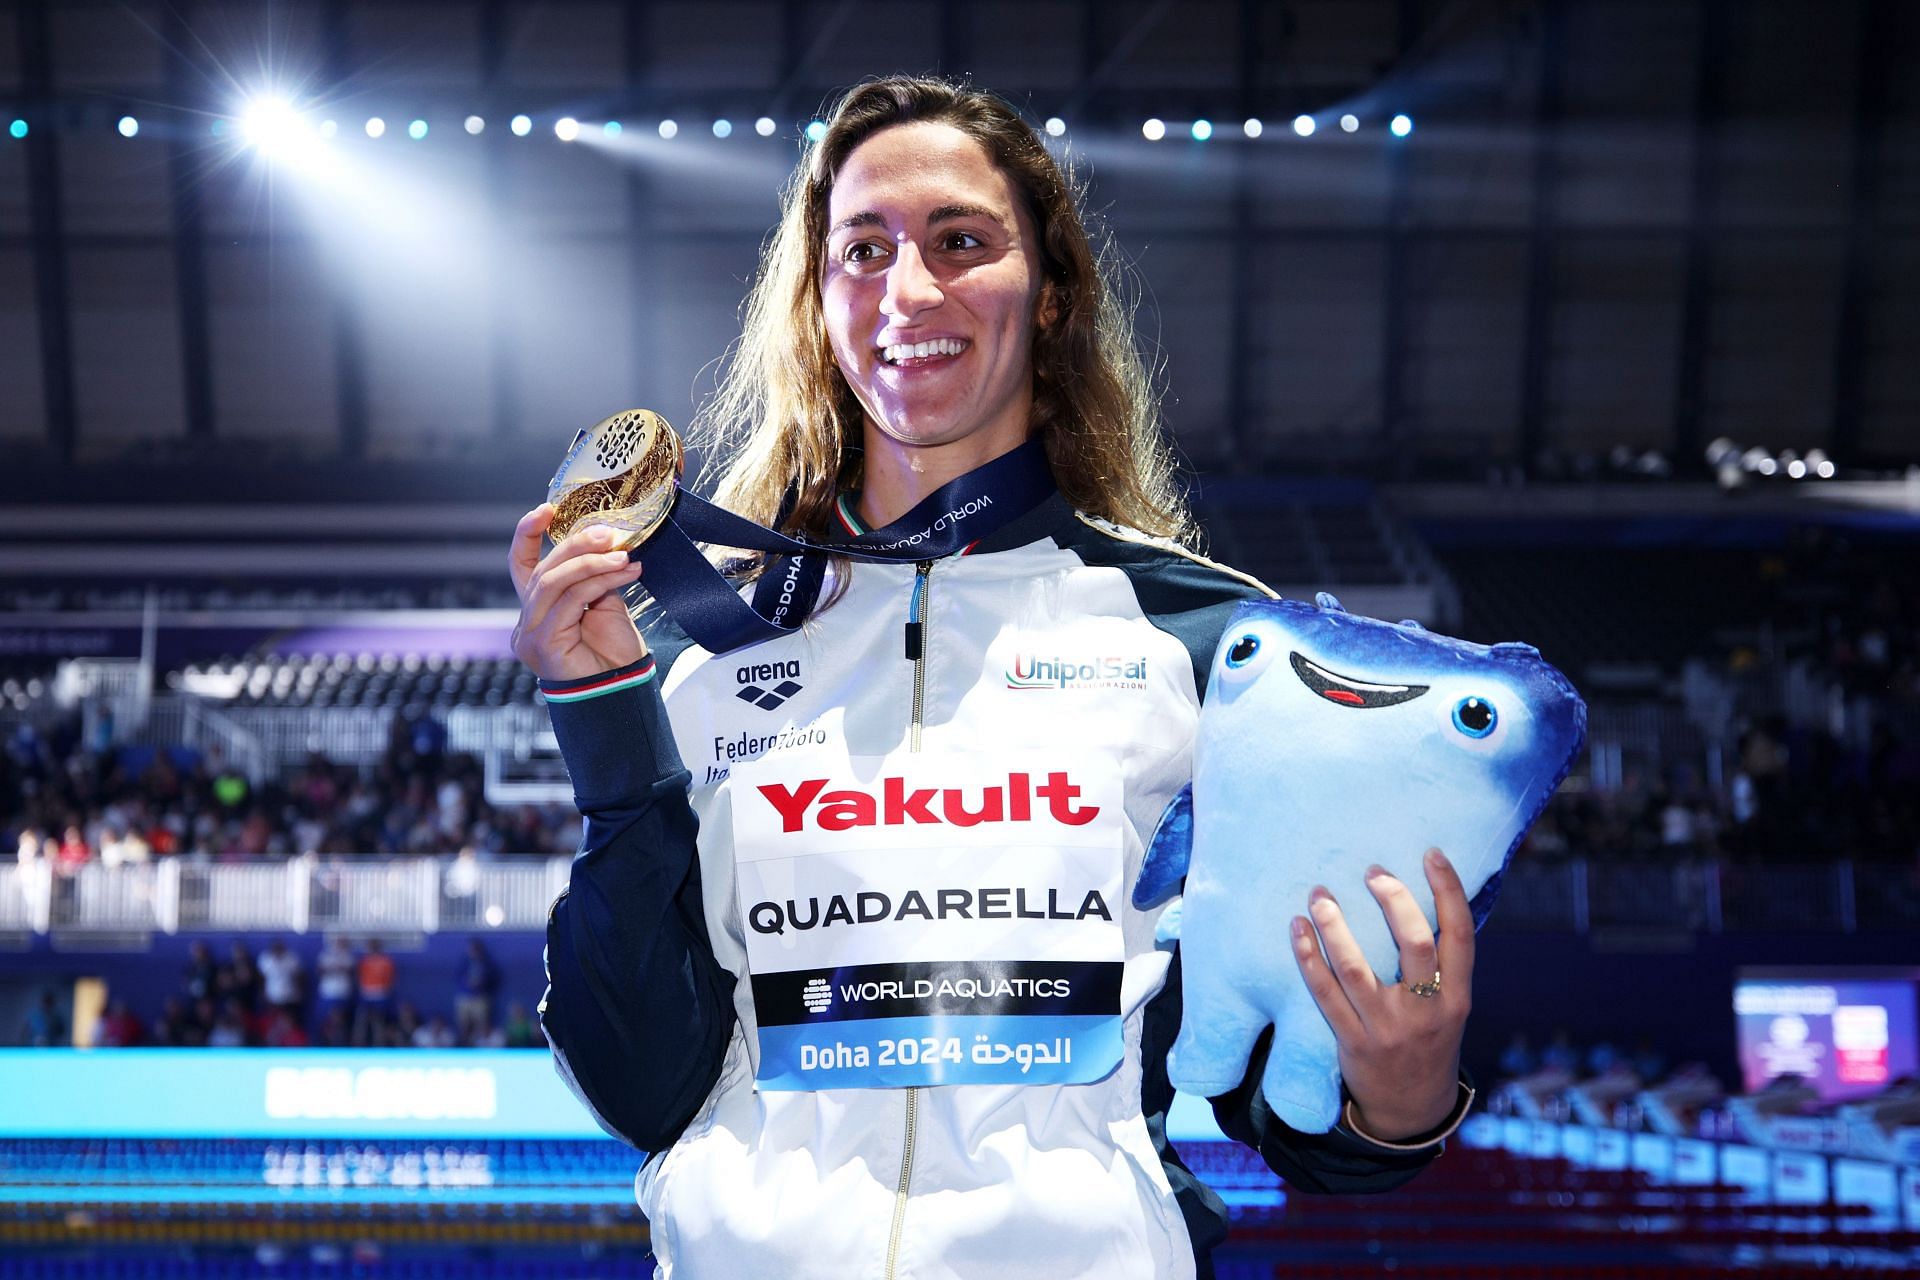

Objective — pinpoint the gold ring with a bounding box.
[1407,972,1441,999]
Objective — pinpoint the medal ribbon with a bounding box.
[632,440,1056,655]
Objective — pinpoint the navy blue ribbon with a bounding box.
[631,440,1056,655]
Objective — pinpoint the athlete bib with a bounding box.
[729,748,1127,1090]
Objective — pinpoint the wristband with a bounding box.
[1338,1078,1476,1150]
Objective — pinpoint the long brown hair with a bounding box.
[693,74,1193,548]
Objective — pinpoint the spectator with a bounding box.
[263,1008,311,1048]
[218,940,261,1012]
[454,939,498,1046]
[412,1014,457,1049]
[315,1004,352,1048]
[314,935,356,1032]
[98,822,150,868]
[54,825,90,876]
[189,997,218,1043]
[500,1001,539,1050]
[211,757,249,812]
[258,938,304,1021]
[22,989,66,1047]
[353,938,397,1046]
[94,999,144,1047]
[206,1001,250,1047]
[390,1000,422,1049]
[182,940,218,1004]
[150,996,195,1047]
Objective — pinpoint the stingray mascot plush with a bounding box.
[1134,594,1587,1132]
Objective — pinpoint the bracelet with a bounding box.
[1339,1078,1476,1151]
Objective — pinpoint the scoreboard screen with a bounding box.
[1734,968,1920,1103]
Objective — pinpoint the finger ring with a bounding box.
[1407,971,1441,999]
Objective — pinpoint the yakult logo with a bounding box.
[756,770,1099,833]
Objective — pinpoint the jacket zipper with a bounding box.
[884,559,935,1279]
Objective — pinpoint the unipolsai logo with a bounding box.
[1005,654,1149,691]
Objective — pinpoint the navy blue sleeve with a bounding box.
[538,655,737,1152]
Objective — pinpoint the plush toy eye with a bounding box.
[1452,696,1497,738]
[1225,634,1260,668]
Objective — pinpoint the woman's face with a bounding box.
[821,121,1049,467]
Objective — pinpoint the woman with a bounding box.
[511,75,1474,1280]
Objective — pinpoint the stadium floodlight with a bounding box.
[755,116,776,137]
[510,114,533,137]
[8,119,24,139]
[555,117,580,142]
[1242,118,1263,138]
[319,120,338,139]
[117,116,139,138]
[1340,114,1360,133]
[364,116,386,139]
[1044,117,1066,137]
[1292,114,1315,137]
[241,98,307,150]
[408,119,428,140]
[805,120,827,142]
[464,115,485,135]
[1191,119,1213,141]
[1142,118,1166,141]
[1390,114,1414,137]
[713,118,732,138]
[658,119,678,139]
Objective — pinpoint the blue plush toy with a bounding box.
[1134,594,1587,1132]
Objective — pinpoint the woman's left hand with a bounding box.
[1290,847,1472,1141]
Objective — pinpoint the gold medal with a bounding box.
[545,409,685,549]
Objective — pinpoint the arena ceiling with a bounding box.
[0,0,1914,503]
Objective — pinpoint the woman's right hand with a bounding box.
[509,505,649,682]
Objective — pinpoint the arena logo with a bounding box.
[736,657,805,711]
[1005,654,1149,691]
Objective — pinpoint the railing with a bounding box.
[1,855,1911,940]
[7,856,571,937]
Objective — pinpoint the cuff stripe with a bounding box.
[541,659,656,703]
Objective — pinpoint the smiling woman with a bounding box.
[515,73,1477,1280]
[693,75,1192,555]
[820,122,1050,518]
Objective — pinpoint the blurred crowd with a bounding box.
[1524,530,1919,866]
[1523,708,1920,865]
[2,711,581,871]
[50,935,541,1052]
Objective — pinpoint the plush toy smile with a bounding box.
[1135,593,1587,1131]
